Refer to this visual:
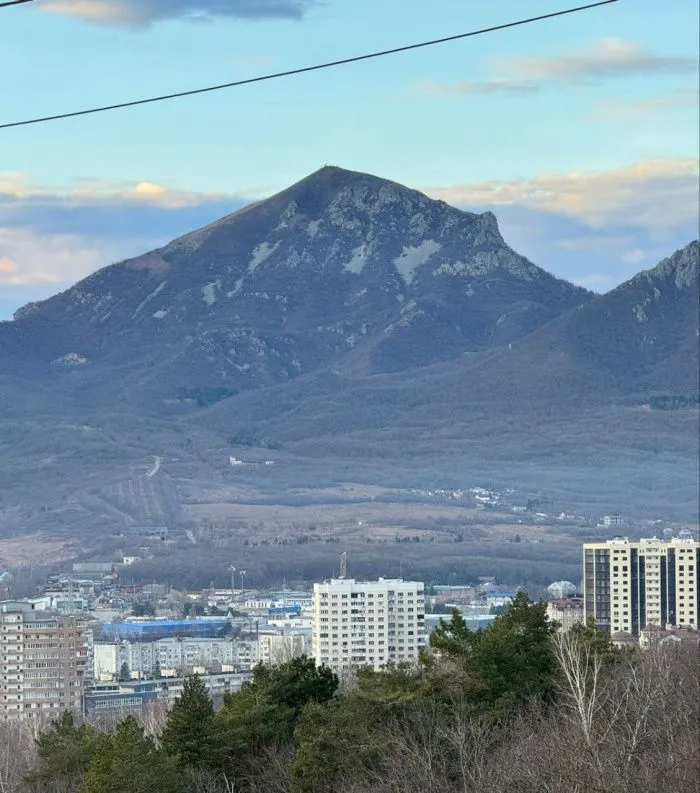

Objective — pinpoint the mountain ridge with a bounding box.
[0,167,697,541]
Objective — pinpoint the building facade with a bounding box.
[546,596,584,632]
[583,537,699,635]
[312,578,425,673]
[0,601,87,720]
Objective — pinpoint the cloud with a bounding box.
[0,258,18,274]
[421,158,699,293]
[417,38,698,97]
[500,38,697,82]
[416,79,539,97]
[39,0,317,26]
[1,160,697,321]
[0,176,247,300]
[595,86,700,121]
[422,158,700,233]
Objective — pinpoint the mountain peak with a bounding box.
[644,240,699,289]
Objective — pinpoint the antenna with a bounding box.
[339,552,347,579]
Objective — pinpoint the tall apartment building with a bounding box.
[312,578,425,673]
[583,537,699,635]
[1,601,87,720]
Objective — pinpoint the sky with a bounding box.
[0,0,698,319]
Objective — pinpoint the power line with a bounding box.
[0,0,618,130]
[0,0,35,8]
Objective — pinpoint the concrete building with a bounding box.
[84,671,251,715]
[546,596,585,632]
[0,601,87,720]
[94,637,237,679]
[602,515,625,528]
[583,537,699,635]
[312,578,425,673]
[94,629,310,679]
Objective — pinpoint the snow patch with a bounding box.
[393,239,441,283]
[307,219,321,238]
[152,309,168,319]
[133,280,167,317]
[345,243,370,274]
[227,277,245,297]
[249,241,280,272]
[202,281,219,305]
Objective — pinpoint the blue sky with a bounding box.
[1,0,698,318]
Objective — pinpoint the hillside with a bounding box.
[0,167,697,544]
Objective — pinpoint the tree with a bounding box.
[429,608,474,658]
[251,656,338,718]
[26,712,96,792]
[211,656,339,788]
[118,662,131,682]
[161,676,215,769]
[466,591,556,715]
[78,716,186,793]
[291,698,384,793]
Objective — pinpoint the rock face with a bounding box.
[0,166,589,402]
[0,167,698,539]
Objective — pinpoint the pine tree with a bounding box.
[118,662,131,681]
[78,716,186,793]
[161,675,214,768]
[27,712,96,791]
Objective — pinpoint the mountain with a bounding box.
[0,166,589,406]
[0,167,697,546]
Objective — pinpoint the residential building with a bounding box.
[583,537,699,635]
[639,625,700,650]
[93,630,310,679]
[312,578,425,674]
[546,596,584,632]
[0,600,87,720]
[602,515,625,528]
[94,637,237,679]
[84,671,251,715]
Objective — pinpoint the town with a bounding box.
[1,531,697,722]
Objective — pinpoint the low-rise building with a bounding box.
[84,671,251,715]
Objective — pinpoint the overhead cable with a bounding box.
[0,1,619,130]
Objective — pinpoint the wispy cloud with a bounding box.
[39,0,317,26]
[422,158,700,233]
[417,38,698,97]
[595,85,700,121]
[416,79,539,97]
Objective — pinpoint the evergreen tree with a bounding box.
[118,662,131,681]
[161,675,214,768]
[467,591,556,715]
[568,615,619,662]
[26,711,97,791]
[78,716,186,793]
[429,607,474,657]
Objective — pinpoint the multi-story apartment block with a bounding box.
[583,537,699,635]
[546,596,584,632]
[312,578,425,673]
[0,601,87,720]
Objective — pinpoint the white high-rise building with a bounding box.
[312,578,425,673]
[583,537,699,635]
